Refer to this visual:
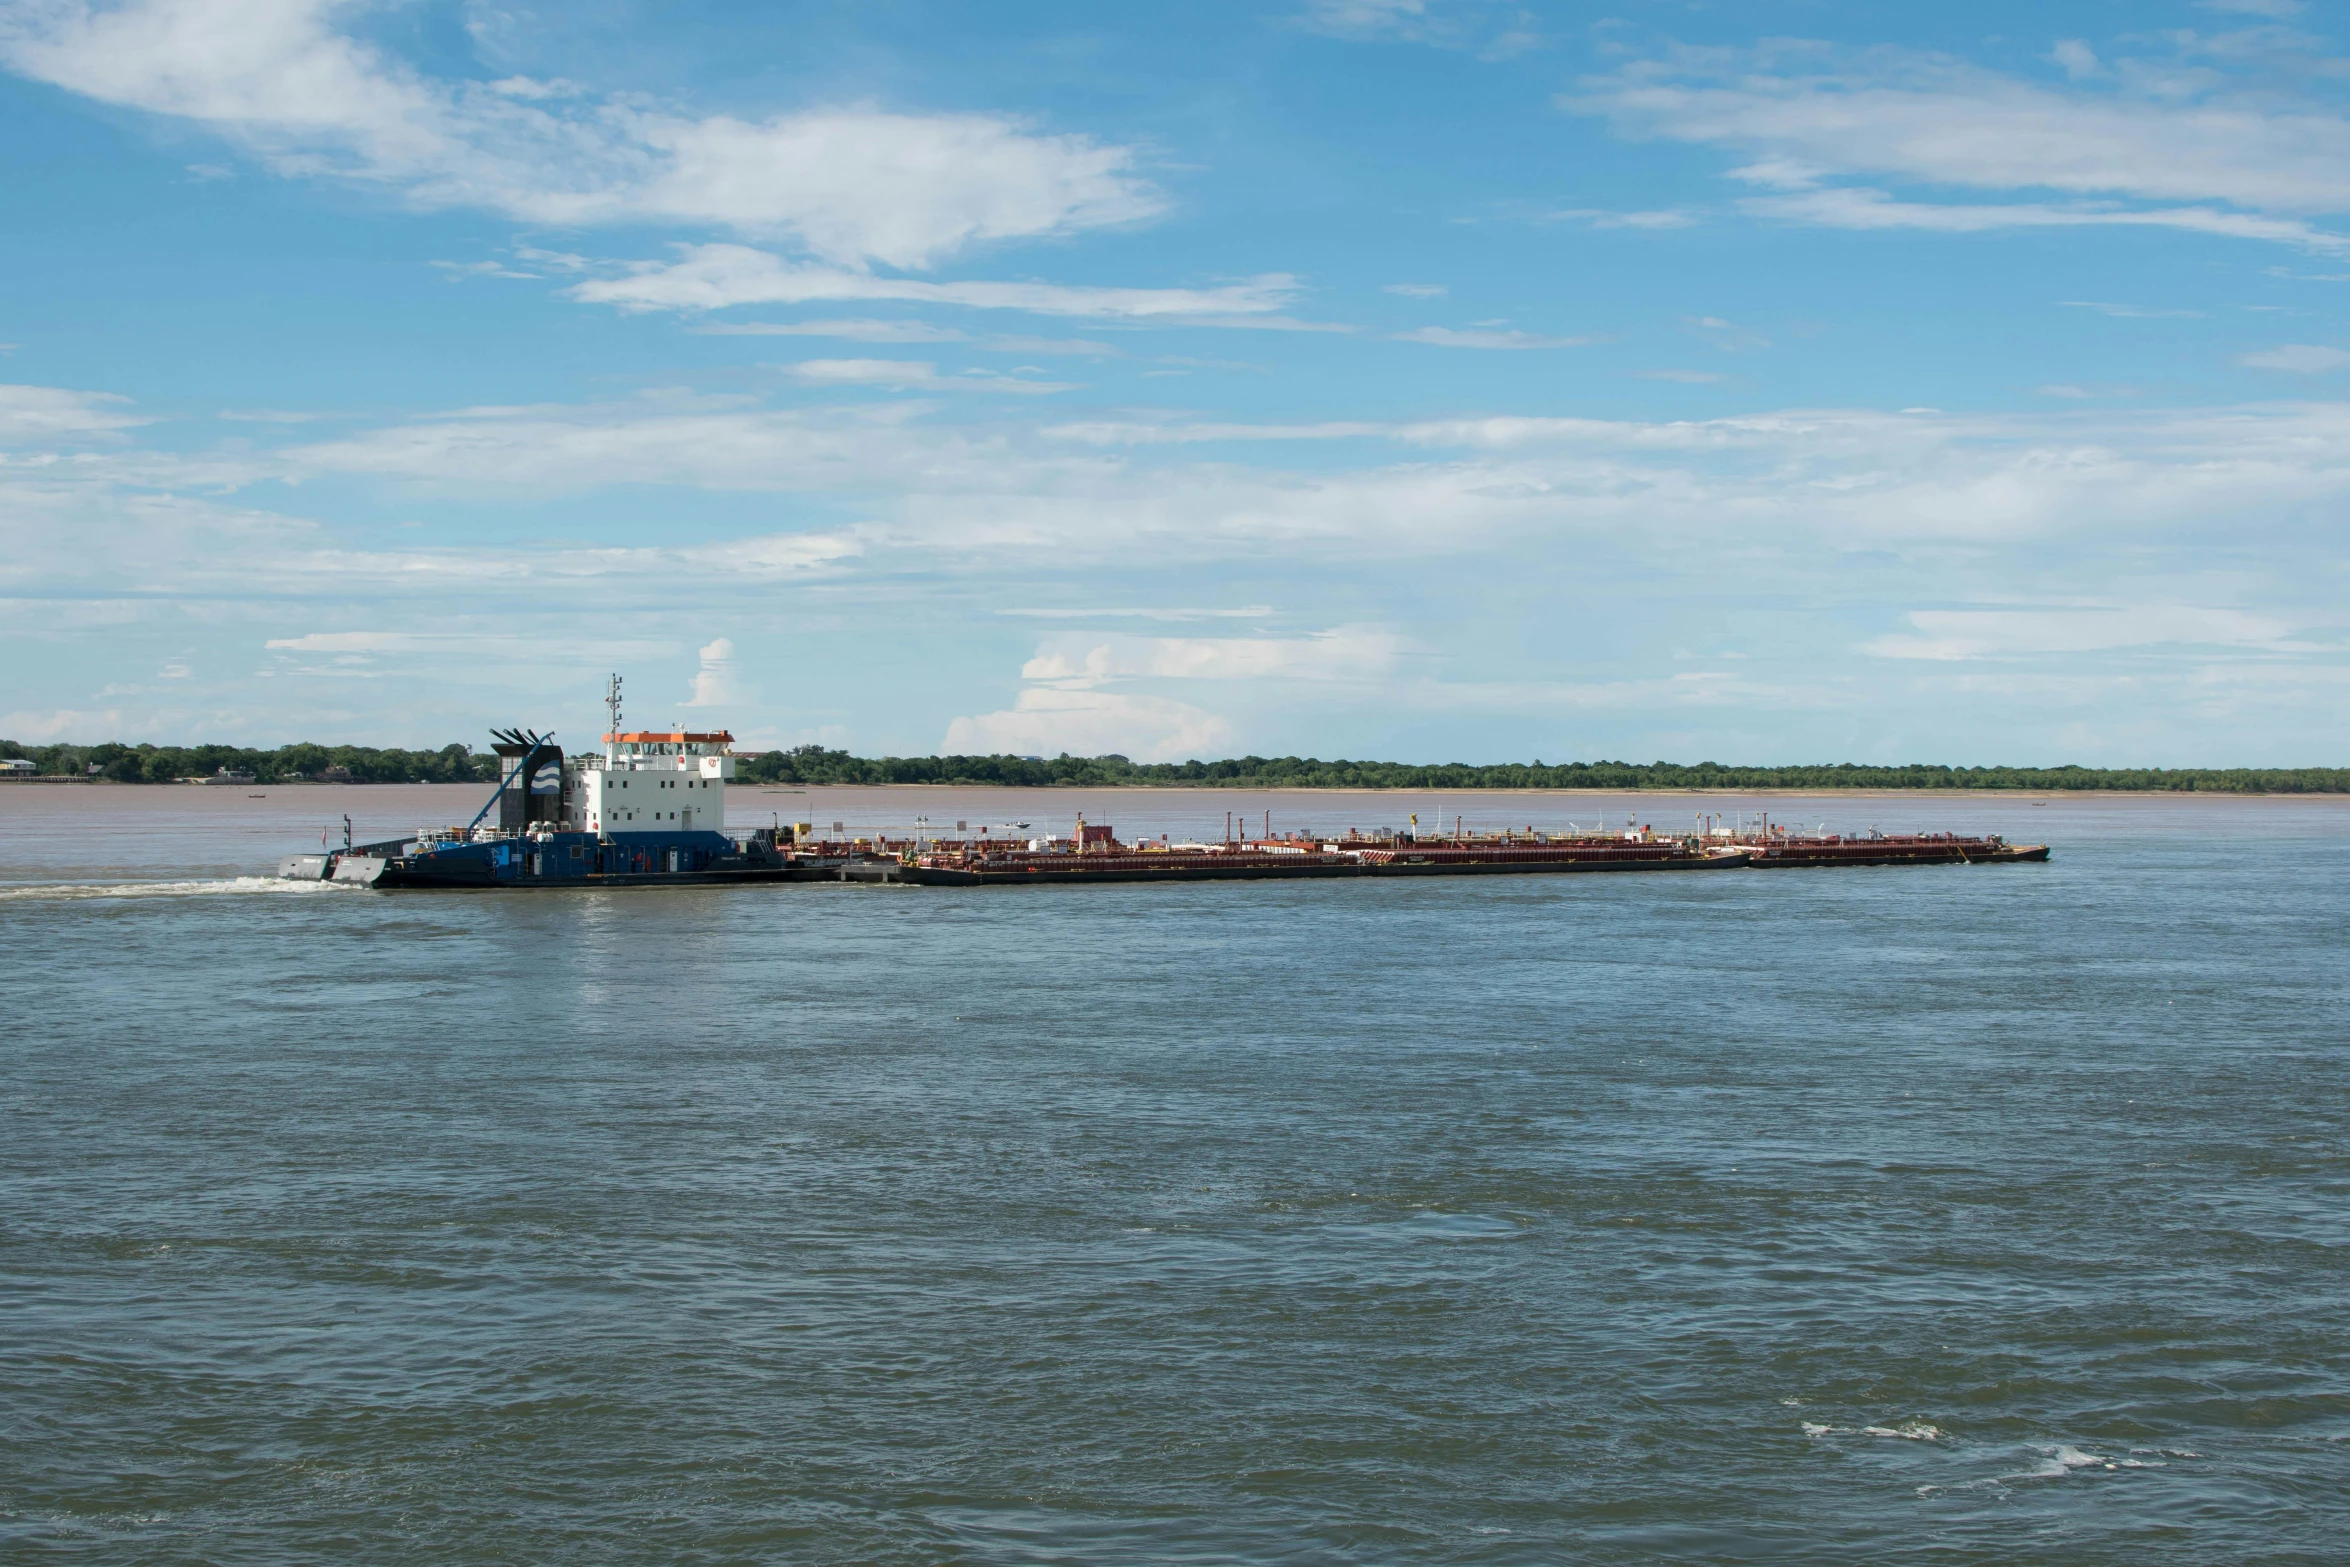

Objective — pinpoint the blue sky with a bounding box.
[3,0,2347,764]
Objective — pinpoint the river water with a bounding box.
[4,784,2346,1563]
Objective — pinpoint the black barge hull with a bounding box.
[329,856,837,889]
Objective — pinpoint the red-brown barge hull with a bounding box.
[902,846,1751,885]
[875,826,2050,887]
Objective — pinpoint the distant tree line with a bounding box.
[735,746,2350,794]
[5,737,2343,792]
[0,739,496,784]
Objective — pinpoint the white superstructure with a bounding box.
[566,729,735,835]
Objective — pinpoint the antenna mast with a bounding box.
[604,673,623,763]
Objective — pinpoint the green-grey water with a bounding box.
[3,787,2346,1562]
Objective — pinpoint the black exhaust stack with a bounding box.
[489,728,566,833]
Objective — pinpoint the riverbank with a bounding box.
[10,741,2344,794]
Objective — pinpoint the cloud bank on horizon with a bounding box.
[1,0,2346,765]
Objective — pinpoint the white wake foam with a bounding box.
[1804,1419,1941,1441]
[2010,1443,2110,1479]
[0,876,365,903]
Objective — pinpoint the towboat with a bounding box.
[277,682,832,889]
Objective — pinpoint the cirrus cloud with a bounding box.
[1392,325,1595,349]
[1862,606,2301,661]
[569,243,1303,320]
[2239,344,2350,373]
[1568,41,2350,254]
[0,383,149,444]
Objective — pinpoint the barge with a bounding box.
[894,816,2044,885]
[1702,812,2048,867]
[899,818,1750,884]
[273,681,2046,892]
[1737,830,2047,867]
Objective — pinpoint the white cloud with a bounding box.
[687,320,1118,357]
[1294,0,1536,57]
[36,385,2350,623]
[512,245,589,272]
[0,478,323,601]
[135,491,861,595]
[272,396,994,492]
[1549,207,1699,230]
[941,627,1397,760]
[618,110,1157,268]
[1392,325,1592,349]
[997,605,1276,620]
[1041,418,1387,445]
[1863,606,2298,660]
[687,636,744,707]
[942,687,1231,760]
[0,706,123,740]
[1569,45,2350,253]
[570,243,1304,319]
[1684,315,1770,351]
[1021,401,2350,549]
[0,384,148,443]
[13,377,2350,761]
[683,533,864,576]
[780,359,1075,394]
[260,629,674,659]
[1574,48,2350,213]
[1383,282,1448,298]
[228,533,862,598]
[1740,187,2350,252]
[692,318,973,342]
[264,632,429,653]
[2199,0,2302,16]
[430,259,533,281]
[2239,343,2350,372]
[0,0,1159,270]
[985,335,1119,356]
[2060,300,2204,319]
[1019,627,1400,686]
[1297,0,1426,38]
[2050,40,2102,81]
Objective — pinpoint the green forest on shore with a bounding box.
[4,738,2345,793]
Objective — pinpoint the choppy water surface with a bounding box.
[4,785,2347,1563]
